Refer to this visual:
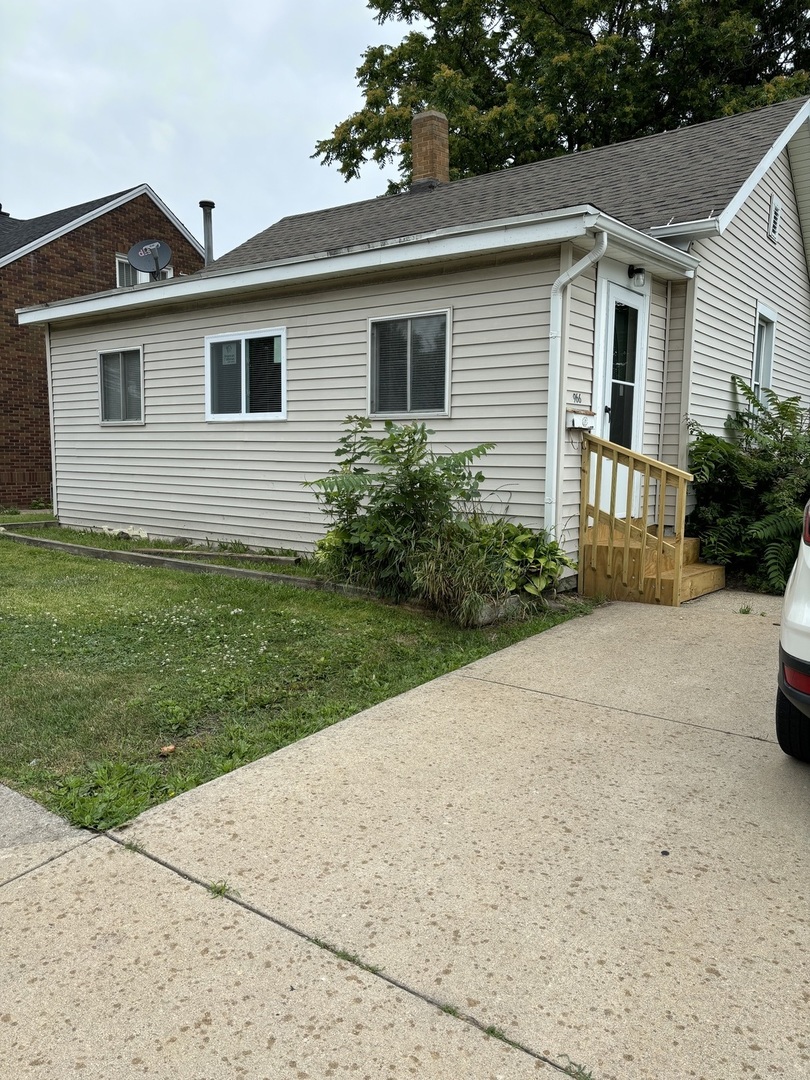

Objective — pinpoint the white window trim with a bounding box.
[116,255,174,286]
[367,308,452,419]
[752,302,777,400]
[98,346,145,426]
[205,327,287,421]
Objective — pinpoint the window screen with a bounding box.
[100,349,142,422]
[207,332,285,419]
[372,313,447,413]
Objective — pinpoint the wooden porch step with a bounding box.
[579,537,725,605]
[645,561,726,605]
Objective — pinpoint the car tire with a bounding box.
[775,688,810,763]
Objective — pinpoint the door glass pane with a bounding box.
[211,340,242,413]
[612,303,637,383]
[247,336,282,413]
[609,382,635,448]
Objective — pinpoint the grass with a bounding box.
[0,539,591,829]
[5,525,321,577]
[0,509,55,523]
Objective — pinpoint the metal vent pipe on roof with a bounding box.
[199,200,215,265]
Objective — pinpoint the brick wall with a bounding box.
[0,194,204,507]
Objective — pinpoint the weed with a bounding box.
[438,1003,461,1017]
[484,1025,507,1040]
[123,840,146,854]
[207,880,240,898]
[738,603,753,614]
[217,539,251,554]
[560,1060,597,1080]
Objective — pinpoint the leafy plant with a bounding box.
[306,416,493,601]
[688,377,810,592]
[49,761,177,830]
[306,417,576,624]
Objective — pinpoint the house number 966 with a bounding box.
[572,392,582,404]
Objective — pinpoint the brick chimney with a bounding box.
[411,110,450,190]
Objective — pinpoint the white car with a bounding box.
[777,504,810,763]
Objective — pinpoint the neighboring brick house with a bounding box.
[0,185,204,506]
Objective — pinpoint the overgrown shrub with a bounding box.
[305,416,493,600]
[306,416,576,624]
[687,377,810,593]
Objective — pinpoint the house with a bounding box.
[15,98,810,601]
[1,185,204,506]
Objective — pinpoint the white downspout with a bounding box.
[546,230,608,535]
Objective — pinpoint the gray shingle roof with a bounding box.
[210,97,809,273]
[0,188,139,260]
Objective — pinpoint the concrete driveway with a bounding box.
[2,590,808,1079]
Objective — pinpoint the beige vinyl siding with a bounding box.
[49,256,558,549]
[559,265,597,550]
[643,277,667,458]
[689,148,810,434]
[660,281,687,467]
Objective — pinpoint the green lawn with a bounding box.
[0,539,591,829]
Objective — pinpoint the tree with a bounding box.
[314,1,810,191]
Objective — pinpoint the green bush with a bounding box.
[687,377,810,593]
[306,416,576,624]
[305,416,493,601]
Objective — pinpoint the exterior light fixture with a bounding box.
[628,265,646,288]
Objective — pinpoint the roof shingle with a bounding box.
[0,188,139,261]
[210,97,809,273]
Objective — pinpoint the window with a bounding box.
[100,349,142,423]
[752,305,777,401]
[116,256,173,286]
[370,312,449,415]
[205,329,286,420]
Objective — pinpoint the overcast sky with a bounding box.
[0,0,409,257]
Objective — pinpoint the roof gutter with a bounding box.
[545,230,609,537]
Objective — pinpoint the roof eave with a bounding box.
[18,204,697,327]
[717,100,810,233]
[0,184,204,270]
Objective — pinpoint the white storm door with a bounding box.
[594,281,648,516]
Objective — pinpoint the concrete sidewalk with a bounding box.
[2,590,808,1079]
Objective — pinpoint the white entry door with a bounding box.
[594,278,648,516]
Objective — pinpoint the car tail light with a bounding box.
[783,663,810,694]
[804,502,810,545]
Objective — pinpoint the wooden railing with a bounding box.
[578,434,693,605]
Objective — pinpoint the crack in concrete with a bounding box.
[105,830,587,1077]
[455,671,775,743]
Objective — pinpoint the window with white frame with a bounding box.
[205,329,286,420]
[370,311,449,415]
[100,348,143,423]
[116,256,173,286]
[752,304,777,401]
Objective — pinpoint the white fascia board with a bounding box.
[0,184,204,270]
[716,102,810,233]
[18,206,603,326]
[593,213,699,277]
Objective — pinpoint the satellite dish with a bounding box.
[127,239,172,279]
